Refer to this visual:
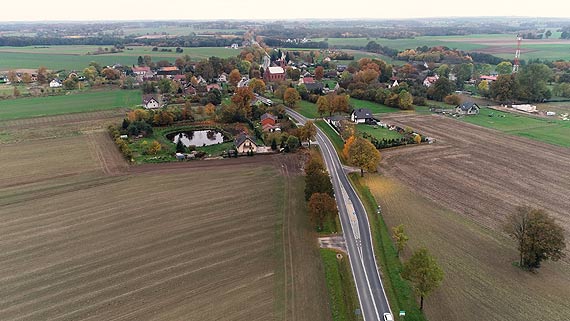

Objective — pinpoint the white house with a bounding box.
[49,79,63,88]
[234,134,258,154]
[142,95,161,109]
[350,108,374,124]
[455,102,480,115]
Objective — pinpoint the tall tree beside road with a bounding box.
[308,193,338,231]
[402,248,444,311]
[231,86,255,119]
[347,137,381,177]
[316,95,330,117]
[392,224,409,256]
[283,87,301,107]
[299,121,317,146]
[248,78,266,94]
[304,154,334,201]
[504,206,566,270]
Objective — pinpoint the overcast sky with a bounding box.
[2,0,570,21]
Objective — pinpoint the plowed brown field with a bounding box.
[366,113,570,321]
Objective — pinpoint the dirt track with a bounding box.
[379,114,570,241]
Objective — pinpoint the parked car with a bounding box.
[383,313,394,321]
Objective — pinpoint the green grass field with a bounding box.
[356,124,403,141]
[460,108,570,147]
[298,100,320,119]
[312,37,485,51]
[0,90,139,120]
[0,46,239,71]
[351,99,401,114]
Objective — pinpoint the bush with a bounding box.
[444,94,461,106]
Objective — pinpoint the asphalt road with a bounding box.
[287,108,392,321]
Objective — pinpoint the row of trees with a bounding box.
[305,152,337,231]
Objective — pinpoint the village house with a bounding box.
[304,82,324,94]
[479,75,498,82]
[298,77,315,85]
[157,66,181,79]
[350,108,374,124]
[206,84,222,92]
[260,113,277,127]
[234,134,258,154]
[218,73,228,83]
[263,66,286,82]
[455,102,480,115]
[142,94,162,109]
[49,79,63,88]
[423,75,439,87]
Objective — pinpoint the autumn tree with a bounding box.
[298,121,317,146]
[248,78,266,94]
[477,80,490,97]
[158,78,173,94]
[153,110,175,126]
[347,137,381,177]
[308,193,338,231]
[443,94,461,106]
[316,95,330,117]
[7,70,17,84]
[101,67,120,80]
[314,66,324,80]
[21,73,32,83]
[342,135,356,160]
[330,94,350,115]
[144,140,162,155]
[37,66,48,83]
[402,247,444,311]
[283,87,301,108]
[205,103,216,116]
[229,68,241,87]
[83,66,98,82]
[427,77,454,101]
[274,84,288,103]
[504,206,566,270]
[392,224,409,256]
[231,86,255,119]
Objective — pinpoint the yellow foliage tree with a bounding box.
[348,137,381,177]
[343,135,356,160]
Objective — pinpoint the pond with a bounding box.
[167,130,225,147]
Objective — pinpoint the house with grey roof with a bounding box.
[234,134,258,154]
[350,108,374,124]
[455,102,480,115]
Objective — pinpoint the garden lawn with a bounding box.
[298,100,320,119]
[0,90,139,120]
[460,107,570,147]
[198,141,235,156]
[351,98,401,114]
[356,124,403,141]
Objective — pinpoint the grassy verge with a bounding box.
[315,120,344,154]
[320,249,362,321]
[349,174,427,321]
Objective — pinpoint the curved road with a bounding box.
[287,108,392,321]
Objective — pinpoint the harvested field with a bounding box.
[0,112,331,321]
[379,113,570,236]
[363,175,570,321]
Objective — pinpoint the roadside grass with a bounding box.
[315,120,344,156]
[320,249,361,321]
[349,174,427,321]
[351,99,401,114]
[356,124,403,141]
[460,107,570,147]
[0,89,139,120]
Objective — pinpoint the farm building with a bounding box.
[234,134,258,154]
[142,95,162,109]
[263,66,286,82]
[455,102,480,115]
[350,108,374,124]
[49,79,63,88]
[423,75,439,87]
[479,75,498,82]
[260,113,277,127]
[157,66,181,79]
[512,104,537,113]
